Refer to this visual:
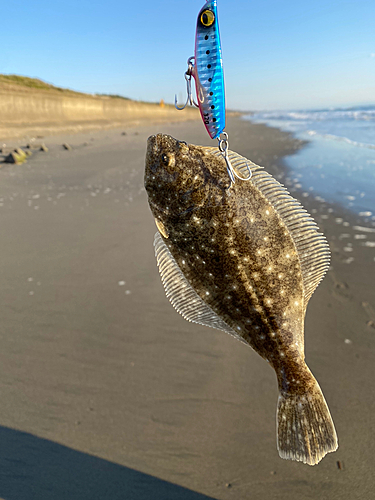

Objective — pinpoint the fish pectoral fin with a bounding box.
[154,232,247,345]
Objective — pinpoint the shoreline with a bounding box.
[242,113,375,217]
[0,116,373,499]
[236,115,375,230]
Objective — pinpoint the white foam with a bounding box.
[359,211,372,217]
[317,133,375,150]
[354,226,375,233]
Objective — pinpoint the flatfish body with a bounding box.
[144,134,338,465]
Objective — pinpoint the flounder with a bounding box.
[144,134,338,465]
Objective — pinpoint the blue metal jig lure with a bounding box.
[175,0,224,140]
[195,0,225,140]
[175,0,251,184]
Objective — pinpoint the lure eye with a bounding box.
[200,9,215,27]
[161,153,170,166]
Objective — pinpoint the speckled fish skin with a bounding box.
[144,134,338,466]
[194,0,225,139]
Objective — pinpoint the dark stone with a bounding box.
[4,152,25,164]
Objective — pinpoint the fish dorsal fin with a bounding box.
[154,232,248,345]
[206,148,330,305]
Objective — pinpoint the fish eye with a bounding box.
[161,153,170,166]
[200,10,215,27]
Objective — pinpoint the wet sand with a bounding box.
[0,116,373,499]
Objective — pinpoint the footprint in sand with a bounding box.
[362,301,375,329]
[329,271,351,301]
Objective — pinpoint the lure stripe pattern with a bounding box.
[195,0,225,139]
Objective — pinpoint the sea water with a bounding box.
[245,106,375,218]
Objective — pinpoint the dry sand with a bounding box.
[0,116,374,499]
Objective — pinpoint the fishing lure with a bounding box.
[175,0,251,184]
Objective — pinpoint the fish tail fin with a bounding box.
[277,368,338,465]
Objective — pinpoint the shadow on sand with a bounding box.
[0,426,216,500]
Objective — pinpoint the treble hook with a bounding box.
[175,56,199,110]
[218,132,252,187]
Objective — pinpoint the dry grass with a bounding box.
[0,74,87,95]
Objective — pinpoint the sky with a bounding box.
[1,0,374,111]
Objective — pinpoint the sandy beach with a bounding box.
[0,116,374,499]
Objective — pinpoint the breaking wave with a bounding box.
[247,105,375,150]
[306,130,375,150]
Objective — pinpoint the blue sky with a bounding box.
[1,0,374,110]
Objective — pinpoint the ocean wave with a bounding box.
[306,130,375,150]
[252,107,375,123]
